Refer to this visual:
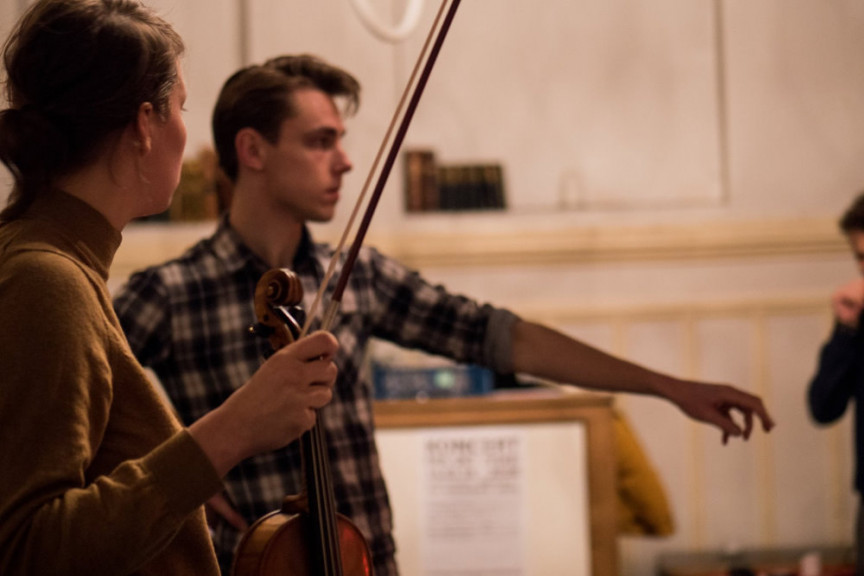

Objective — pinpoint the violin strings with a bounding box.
[308,423,343,573]
[319,424,342,573]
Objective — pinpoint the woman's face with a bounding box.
[140,63,188,216]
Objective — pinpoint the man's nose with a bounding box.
[335,145,352,174]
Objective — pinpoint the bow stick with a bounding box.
[300,0,462,337]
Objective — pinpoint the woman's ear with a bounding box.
[235,128,266,171]
[133,101,155,154]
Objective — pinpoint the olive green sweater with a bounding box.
[0,191,223,575]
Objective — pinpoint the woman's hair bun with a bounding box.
[0,106,67,187]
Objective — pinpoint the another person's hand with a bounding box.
[831,278,864,329]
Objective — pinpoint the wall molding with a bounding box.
[113,217,847,281]
[516,294,831,326]
[369,217,846,269]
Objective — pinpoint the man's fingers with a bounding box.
[727,391,775,432]
[742,410,754,440]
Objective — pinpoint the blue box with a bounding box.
[372,363,494,400]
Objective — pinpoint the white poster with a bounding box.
[420,427,526,576]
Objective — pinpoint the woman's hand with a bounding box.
[188,330,339,476]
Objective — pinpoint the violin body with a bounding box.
[232,497,373,576]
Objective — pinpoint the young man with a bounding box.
[114,54,774,575]
[808,191,864,575]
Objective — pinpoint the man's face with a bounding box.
[848,230,864,276]
[259,88,353,223]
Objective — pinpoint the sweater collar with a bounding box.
[25,189,122,280]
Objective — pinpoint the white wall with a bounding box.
[4,1,864,226]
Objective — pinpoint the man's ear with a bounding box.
[133,101,155,154]
[235,128,266,171]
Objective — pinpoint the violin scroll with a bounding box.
[252,268,305,351]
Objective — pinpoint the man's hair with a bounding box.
[212,54,360,182]
[840,191,864,234]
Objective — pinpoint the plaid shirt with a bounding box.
[113,217,517,575]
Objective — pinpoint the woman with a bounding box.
[0,1,338,574]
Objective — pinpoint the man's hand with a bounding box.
[832,278,864,329]
[667,380,775,444]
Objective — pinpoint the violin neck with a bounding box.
[302,424,344,576]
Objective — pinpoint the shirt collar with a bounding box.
[209,215,326,279]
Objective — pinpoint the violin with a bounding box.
[231,1,463,574]
[232,269,373,576]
